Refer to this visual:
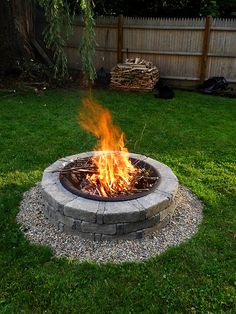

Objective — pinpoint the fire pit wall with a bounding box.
[41,152,178,241]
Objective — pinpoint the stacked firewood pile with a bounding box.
[110,58,159,92]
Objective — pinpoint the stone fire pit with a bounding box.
[41,152,178,241]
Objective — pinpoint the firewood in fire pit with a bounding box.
[54,156,159,199]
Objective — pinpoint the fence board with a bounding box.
[37,15,236,84]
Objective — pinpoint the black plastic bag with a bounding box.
[199,77,229,94]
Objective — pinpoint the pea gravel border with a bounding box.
[17,183,203,263]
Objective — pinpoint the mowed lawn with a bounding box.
[0,89,235,313]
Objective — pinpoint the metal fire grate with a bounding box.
[59,157,160,202]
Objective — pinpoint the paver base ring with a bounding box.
[41,152,179,241]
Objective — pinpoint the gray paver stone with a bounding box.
[96,202,106,224]
[103,201,140,223]
[41,170,59,187]
[145,158,178,180]
[157,178,179,198]
[160,201,176,221]
[116,223,124,235]
[143,215,170,236]
[123,213,160,234]
[42,181,76,213]
[81,221,116,235]
[64,197,99,222]
[76,231,95,241]
[137,190,171,218]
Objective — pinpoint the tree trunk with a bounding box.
[0,0,33,76]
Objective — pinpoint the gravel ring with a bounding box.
[17,184,203,264]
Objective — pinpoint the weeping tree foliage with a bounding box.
[80,0,96,82]
[38,0,96,81]
[38,0,72,79]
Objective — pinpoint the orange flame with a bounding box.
[79,98,136,197]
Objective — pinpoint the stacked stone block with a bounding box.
[41,152,178,241]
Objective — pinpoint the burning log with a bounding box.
[57,155,159,199]
[110,58,159,92]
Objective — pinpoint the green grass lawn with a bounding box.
[0,89,235,313]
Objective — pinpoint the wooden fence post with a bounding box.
[117,15,124,63]
[200,15,212,82]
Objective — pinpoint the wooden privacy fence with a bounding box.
[37,15,236,84]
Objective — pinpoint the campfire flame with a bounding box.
[79,98,136,197]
